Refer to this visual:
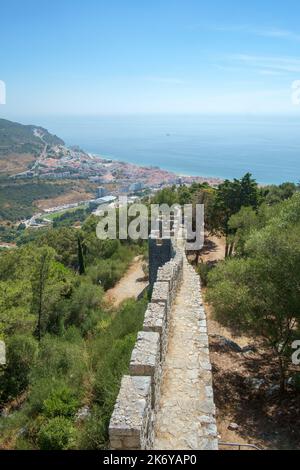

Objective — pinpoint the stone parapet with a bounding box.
[143,302,167,361]
[130,331,160,377]
[108,232,217,450]
[151,280,171,313]
[130,331,161,408]
[109,375,153,450]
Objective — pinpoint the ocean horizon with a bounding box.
[16,114,300,185]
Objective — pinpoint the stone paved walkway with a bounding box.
[153,258,217,450]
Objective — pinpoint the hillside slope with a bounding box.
[0,118,64,155]
[0,118,64,175]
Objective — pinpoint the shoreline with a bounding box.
[88,152,224,186]
[86,151,270,186]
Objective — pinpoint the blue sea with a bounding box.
[30,114,300,184]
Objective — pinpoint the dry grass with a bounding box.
[35,189,93,210]
[0,153,36,174]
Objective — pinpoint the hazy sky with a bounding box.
[1,0,300,116]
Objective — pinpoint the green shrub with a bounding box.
[27,378,67,416]
[291,373,300,391]
[1,334,38,403]
[86,243,138,291]
[196,262,213,287]
[86,260,124,290]
[42,385,80,418]
[15,436,34,450]
[30,335,86,386]
[37,417,75,450]
[76,406,107,450]
[27,336,86,416]
[109,298,146,340]
[66,279,104,332]
[63,326,83,343]
[24,414,47,443]
[94,334,136,410]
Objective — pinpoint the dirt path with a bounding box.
[200,233,226,264]
[104,256,148,307]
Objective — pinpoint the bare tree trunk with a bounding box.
[225,241,229,258]
[37,293,42,342]
[33,252,49,342]
[278,355,286,394]
[37,266,44,342]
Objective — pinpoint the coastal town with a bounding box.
[12,130,221,189]
[8,129,222,228]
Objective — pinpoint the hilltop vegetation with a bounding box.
[207,192,300,392]
[0,212,147,449]
[0,180,71,221]
[0,118,63,156]
[0,118,64,176]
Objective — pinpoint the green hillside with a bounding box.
[0,118,64,156]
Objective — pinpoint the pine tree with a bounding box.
[77,235,85,275]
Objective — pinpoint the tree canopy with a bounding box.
[207,193,300,391]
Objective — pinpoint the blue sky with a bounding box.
[1,0,300,116]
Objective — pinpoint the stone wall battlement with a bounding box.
[109,233,217,450]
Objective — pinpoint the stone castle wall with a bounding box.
[108,234,217,450]
[148,236,174,289]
